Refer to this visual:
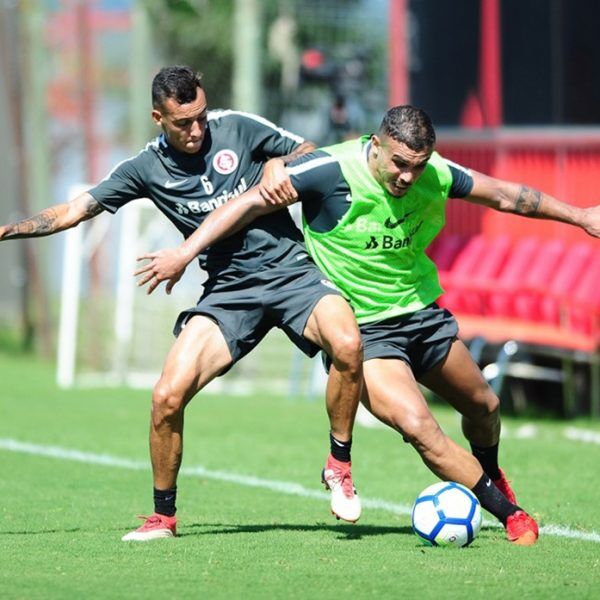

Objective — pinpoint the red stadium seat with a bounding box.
[438,235,486,310]
[538,242,594,325]
[438,234,486,290]
[567,249,600,338]
[436,235,599,350]
[444,236,600,416]
[427,234,467,272]
[486,237,540,317]
[512,238,566,321]
[440,235,512,314]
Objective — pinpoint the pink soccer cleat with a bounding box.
[493,468,518,505]
[121,513,177,542]
[506,510,539,546]
[321,454,361,523]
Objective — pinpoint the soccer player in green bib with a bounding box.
[138,105,600,545]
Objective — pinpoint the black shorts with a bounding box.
[174,263,342,364]
[323,303,458,379]
[361,303,459,378]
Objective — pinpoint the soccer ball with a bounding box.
[411,481,482,547]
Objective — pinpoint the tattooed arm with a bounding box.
[463,170,600,238]
[0,192,105,241]
[279,141,318,165]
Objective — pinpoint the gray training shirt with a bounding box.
[89,109,307,279]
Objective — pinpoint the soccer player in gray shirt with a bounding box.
[0,66,363,540]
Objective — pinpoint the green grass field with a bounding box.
[2,350,600,599]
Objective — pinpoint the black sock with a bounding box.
[330,432,352,462]
[470,443,501,480]
[472,474,519,525]
[154,486,177,517]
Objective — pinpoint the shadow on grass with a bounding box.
[1,527,82,535]
[1,520,412,540]
[182,521,414,540]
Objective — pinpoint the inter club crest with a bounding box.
[213,149,239,175]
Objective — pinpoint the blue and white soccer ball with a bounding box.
[411,481,482,547]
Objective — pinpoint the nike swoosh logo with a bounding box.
[345,194,352,203]
[486,479,492,487]
[164,179,189,189]
[384,211,415,229]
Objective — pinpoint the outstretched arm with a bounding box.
[0,192,104,241]
[136,186,287,294]
[465,171,600,237]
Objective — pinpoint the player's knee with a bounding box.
[399,410,441,449]
[330,329,363,373]
[467,386,500,422]
[152,381,185,420]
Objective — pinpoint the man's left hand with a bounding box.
[581,205,600,238]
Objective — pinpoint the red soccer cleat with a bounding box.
[321,454,361,523]
[506,510,539,546]
[121,513,177,542]
[493,468,517,505]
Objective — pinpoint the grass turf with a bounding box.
[1,351,600,598]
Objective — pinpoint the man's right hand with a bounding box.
[258,158,298,207]
[135,247,191,295]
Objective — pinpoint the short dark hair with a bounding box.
[379,105,436,151]
[152,65,203,109]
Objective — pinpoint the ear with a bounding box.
[370,134,381,158]
[151,109,163,127]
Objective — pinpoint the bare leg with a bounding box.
[303,295,363,442]
[150,315,232,490]
[303,295,363,522]
[363,358,483,488]
[419,339,501,447]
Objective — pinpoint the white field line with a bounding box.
[1,438,599,544]
[564,427,600,445]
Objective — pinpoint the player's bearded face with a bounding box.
[372,135,432,197]
[152,87,208,154]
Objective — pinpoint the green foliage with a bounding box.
[0,326,32,355]
[145,0,237,108]
[143,0,387,126]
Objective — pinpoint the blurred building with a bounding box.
[408,0,600,127]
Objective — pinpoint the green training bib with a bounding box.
[303,137,452,323]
